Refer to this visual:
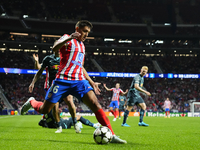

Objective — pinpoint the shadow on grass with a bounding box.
[0,138,151,147]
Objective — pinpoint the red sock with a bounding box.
[95,109,115,135]
[115,110,119,118]
[110,110,115,117]
[165,111,167,116]
[30,100,43,112]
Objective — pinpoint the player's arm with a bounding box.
[29,67,45,93]
[134,84,151,96]
[124,99,127,106]
[120,89,128,96]
[52,32,81,52]
[33,54,41,69]
[103,84,112,91]
[82,66,101,95]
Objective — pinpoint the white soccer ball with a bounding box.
[93,126,113,144]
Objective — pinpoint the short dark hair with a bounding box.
[75,20,93,29]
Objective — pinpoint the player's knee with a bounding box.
[142,105,146,110]
[41,109,50,114]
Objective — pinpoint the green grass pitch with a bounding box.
[0,115,199,150]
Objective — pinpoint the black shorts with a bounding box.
[127,96,144,106]
[60,117,73,129]
[119,105,125,111]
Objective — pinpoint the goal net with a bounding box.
[190,102,200,117]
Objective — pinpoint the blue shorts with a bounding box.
[165,108,170,111]
[45,79,93,103]
[109,101,119,109]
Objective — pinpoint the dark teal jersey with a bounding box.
[43,110,73,129]
[128,74,144,97]
[44,110,57,128]
[119,95,126,106]
[41,54,60,88]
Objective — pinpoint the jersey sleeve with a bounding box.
[58,34,71,53]
[110,88,114,91]
[58,34,70,42]
[134,75,140,84]
[41,56,49,68]
[120,89,124,94]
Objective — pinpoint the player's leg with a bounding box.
[165,108,167,118]
[168,111,170,118]
[82,91,126,143]
[119,109,121,119]
[63,95,77,123]
[53,102,63,133]
[21,96,55,115]
[109,104,115,118]
[115,107,119,119]
[121,105,132,127]
[82,91,113,131]
[122,96,134,127]
[76,115,100,129]
[138,103,149,126]
[62,95,81,133]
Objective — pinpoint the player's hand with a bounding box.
[70,32,81,39]
[92,82,101,95]
[29,83,34,93]
[125,89,128,93]
[33,54,39,62]
[146,91,151,96]
[103,83,106,87]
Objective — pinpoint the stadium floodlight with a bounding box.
[23,15,28,18]
[118,40,132,43]
[1,13,6,16]
[104,38,115,41]
[164,23,171,25]
[190,102,200,117]
[155,40,164,44]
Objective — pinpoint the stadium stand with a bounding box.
[0,0,200,114]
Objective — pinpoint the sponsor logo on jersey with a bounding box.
[51,65,59,69]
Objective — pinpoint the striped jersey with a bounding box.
[164,100,171,109]
[56,34,86,80]
[111,88,123,101]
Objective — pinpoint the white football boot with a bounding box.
[21,97,35,115]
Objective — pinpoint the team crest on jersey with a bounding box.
[48,93,52,98]
[140,83,143,87]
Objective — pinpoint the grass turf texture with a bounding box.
[0,115,199,150]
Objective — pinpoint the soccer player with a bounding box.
[38,103,100,129]
[26,51,77,133]
[163,97,171,118]
[122,66,151,127]
[118,95,127,119]
[103,83,128,121]
[21,20,127,143]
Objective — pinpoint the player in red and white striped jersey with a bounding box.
[22,20,127,143]
[104,83,128,121]
[55,33,86,81]
[163,97,171,118]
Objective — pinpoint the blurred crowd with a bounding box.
[0,51,199,113]
[1,0,200,24]
[1,33,200,49]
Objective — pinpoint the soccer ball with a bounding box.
[93,126,113,144]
